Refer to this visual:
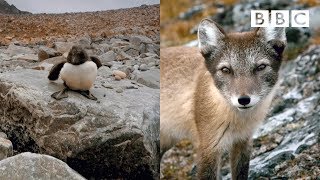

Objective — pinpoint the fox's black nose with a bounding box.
[238,96,251,106]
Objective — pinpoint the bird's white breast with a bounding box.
[60,61,97,90]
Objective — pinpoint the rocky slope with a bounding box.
[0,0,30,14]
[0,4,160,179]
[0,4,159,46]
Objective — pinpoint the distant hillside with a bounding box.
[0,4,159,45]
[0,0,30,14]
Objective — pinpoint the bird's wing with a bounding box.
[48,62,66,80]
[90,56,102,69]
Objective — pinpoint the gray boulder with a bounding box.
[123,45,140,57]
[0,69,159,179]
[6,44,35,56]
[54,42,74,54]
[0,152,85,180]
[129,35,153,44]
[98,50,117,65]
[38,46,61,61]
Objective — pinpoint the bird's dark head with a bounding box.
[67,45,89,65]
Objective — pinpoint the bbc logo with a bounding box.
[251,10,309,27]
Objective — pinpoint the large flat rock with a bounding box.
[0,69,160,179]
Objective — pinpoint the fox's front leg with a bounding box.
[230,139,251,180]
[197,146,221,180]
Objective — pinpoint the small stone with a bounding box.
[114,75,121,81]
[273,133,284,144]
[0,137,13,161]
[139,43,147,54]
[116,51,132,61]
[139,64,148,71]
[0,132,7,139]
[131,81,143,87]
[77,35,91,47]
[104,61,113,68]
[99,51,117,65]
[140,54,147,58]
[126,85,138,89]
[139,56,157,64]
[124,47,140,57]
[38,49,49,61]
[102,84,114,89]
[130,37,142,46]
[124,60,136,67]
[15,66,23,70]
[113,70,127,79]
[148,62,156,67]
[63,51,69,58]
[116,88,124,93]
[38,47,61,61]
[133,65,139,70]
[5,36,13,40]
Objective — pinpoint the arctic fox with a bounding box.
[160,19,286,179]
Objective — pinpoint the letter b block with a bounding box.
[271,10,289,27]
[251,10,269,27]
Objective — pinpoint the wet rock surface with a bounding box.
[0,4,160,179]
[161,45,320,179]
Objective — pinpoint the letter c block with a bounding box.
[291,10,309,27]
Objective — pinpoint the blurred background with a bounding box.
[161,0,320,60]
[160,0,320,179]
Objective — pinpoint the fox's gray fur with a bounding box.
[160,19,286,179]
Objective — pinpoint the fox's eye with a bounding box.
[257,64,267,71]
[221,67,231,74]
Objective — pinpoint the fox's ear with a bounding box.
[257,27,286,56]
[198,19,225,55]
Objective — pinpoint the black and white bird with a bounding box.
[48,45,102,100]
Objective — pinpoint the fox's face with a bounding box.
[198,19,286,111]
